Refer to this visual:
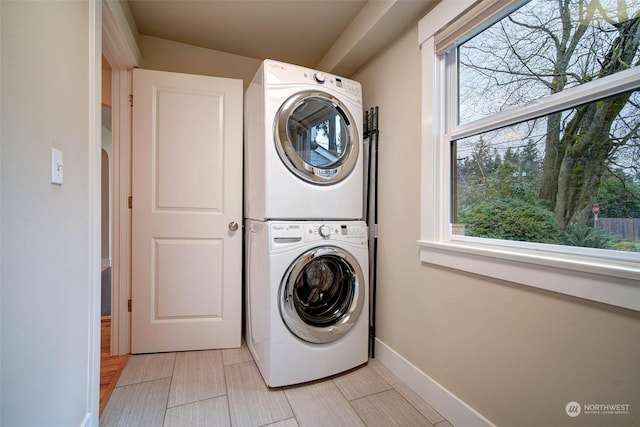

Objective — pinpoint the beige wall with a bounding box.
[1,1,97,424]
[353,25,640,427]
[139,34,262,89]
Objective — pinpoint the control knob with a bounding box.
[314,72,326,84]
[318,225,331,239]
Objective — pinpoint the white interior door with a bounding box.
[131,68,243,353]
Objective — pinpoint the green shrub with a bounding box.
[610,240,640,252]
[459,198,561,243]
[561,225,621,249]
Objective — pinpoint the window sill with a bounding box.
[418,240,640,312]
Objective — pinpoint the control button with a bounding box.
[314,72,326,83]
[318,225,331,239]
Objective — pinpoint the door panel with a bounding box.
[132,68,242,353]
[155,238,222,318]
[156,89,223,210]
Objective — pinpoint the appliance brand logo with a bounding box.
[272,224,300,231]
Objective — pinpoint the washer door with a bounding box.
[279,246,365,343]
[274,91,359,185]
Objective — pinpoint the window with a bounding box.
[418,0,640,311]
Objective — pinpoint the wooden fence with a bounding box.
[597,218,640,241]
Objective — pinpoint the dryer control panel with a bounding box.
[264,59,362,104]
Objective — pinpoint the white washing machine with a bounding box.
[244,59,363,221]
[245,219,369,387]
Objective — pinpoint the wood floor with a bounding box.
[100,316,130,415]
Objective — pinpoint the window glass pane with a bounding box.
[458,0,640,124]
[452,90,640,252]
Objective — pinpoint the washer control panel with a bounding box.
[270,221,368,247]
[304,222,368,245]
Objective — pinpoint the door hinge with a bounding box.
[128,299,132,312]
[128,196,132,209]
[129,94,133,107]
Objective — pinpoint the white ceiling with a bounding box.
[126,0,437,76]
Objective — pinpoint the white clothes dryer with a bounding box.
[244,59,363,220]
[245,219,369,387]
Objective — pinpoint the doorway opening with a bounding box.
[99,55,129,415]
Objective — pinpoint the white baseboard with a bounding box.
[374,338,495,427]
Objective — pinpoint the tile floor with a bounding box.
[100,341,454,427]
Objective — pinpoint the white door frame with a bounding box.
[102,0,142,356]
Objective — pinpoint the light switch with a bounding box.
[51,148,63,184]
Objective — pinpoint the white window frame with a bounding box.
[418,0,640,312]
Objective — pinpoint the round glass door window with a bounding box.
[274,91,359,185]
[279,246,365,343]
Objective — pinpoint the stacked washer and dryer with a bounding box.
[244,59,369,387]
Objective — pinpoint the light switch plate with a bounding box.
[51,148,63,184]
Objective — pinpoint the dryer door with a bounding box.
[279,246,365,343]
[274,91,359,185]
